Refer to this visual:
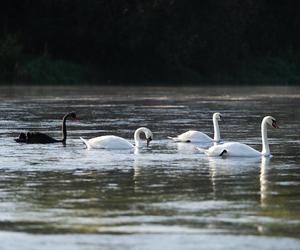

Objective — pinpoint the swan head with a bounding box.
[213,112,223,122]
[134,127,153,147]
[144,129,153,147]
[265,116,279,129]
[67,112,78,120]
[15,132,27,143]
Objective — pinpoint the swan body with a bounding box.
[15,112,77,144]
[206,142,262,157]
[80,135,134,149]
[204,116,278,158]
[169,112,223,143]
[169,130,212,143]
[80,127,153,150]
[16,132,61,144]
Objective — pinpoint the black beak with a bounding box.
[146,137,152,147]
[220,115,224,123]
[272,120,279,129]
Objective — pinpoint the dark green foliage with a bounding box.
[0,34,22,82]
[0,0,299,84]
[16,57,98,84]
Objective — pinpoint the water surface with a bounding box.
[0,86,299,249]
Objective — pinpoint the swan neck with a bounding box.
[213,116,220,142]
[134,128,144,148]
[61,114,68,142]
[261,119,270,156]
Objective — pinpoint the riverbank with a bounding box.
[1,55,299,86]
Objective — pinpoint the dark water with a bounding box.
[0,86,299,250]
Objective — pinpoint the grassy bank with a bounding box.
[15,57,99,84]
[1,54,300,85]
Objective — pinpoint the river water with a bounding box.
[0,85,299,250]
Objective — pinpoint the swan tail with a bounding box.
[168,136,179,142]
[80,137,90,149]
[196,147,206,154]
[168,136,190,143]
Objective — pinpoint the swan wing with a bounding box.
[170,130,212,143]
[20,132,59,144]
[206,142,261,157]
[81,135,134,149]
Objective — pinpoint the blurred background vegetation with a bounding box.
[0,0,299,85]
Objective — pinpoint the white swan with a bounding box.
[204,116,278,157]
[80,127,153,150]
[168,112,223,143]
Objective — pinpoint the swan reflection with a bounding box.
[260,157,270,208]
[175,142,200,154]
[208,157,261,197]
[208,156,271,209]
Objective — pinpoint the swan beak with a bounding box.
[220,115,224,122]
[146,137,152,147]
[272,121,279,128]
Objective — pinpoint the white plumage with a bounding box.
[202,116,278,158]
[80,135,134,150]
[169,130,212,143]
[169,112,223,143]
[80,127,153,150]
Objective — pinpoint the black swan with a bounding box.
[15,112,77,144]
